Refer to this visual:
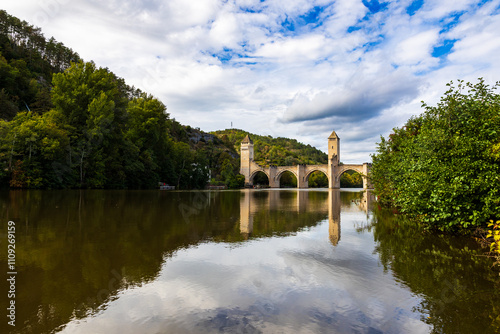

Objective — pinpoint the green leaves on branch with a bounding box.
[370,78,500,232]
[1,110,69,188]
[487,220,500,255]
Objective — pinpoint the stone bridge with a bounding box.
[240,131,372,189]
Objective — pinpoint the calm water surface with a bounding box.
[0,189,499,334]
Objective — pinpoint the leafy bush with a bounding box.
[370,79,500,232]
[488,220,500,265]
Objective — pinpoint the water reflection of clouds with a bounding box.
[60,191,430,334]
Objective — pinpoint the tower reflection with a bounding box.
[239,189,374,245]
[329,189,340,245]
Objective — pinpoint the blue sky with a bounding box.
[3,0,500,162]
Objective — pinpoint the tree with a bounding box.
[340,170,362,188]
[1,110,69,188]
[51,61,129,188]
[219,157,244,188]
[125,94,170,188]
[280,171,297,188]
[170,141,193,189]
[370,79,500,232]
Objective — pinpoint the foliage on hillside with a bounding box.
[0,60,209,189]
[211,128,328,167]
[0,10,81,120]
[183,126,244,188]
[0,60,249,190]
[0,11,328,190]
[370,79,500,233]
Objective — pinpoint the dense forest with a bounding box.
[0,10,242,189]
[1,10,348,190]
[370,79,500,235]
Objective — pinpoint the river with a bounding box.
[0,189,499,333]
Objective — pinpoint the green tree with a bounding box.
[253,172,269,186]
[169,141,208,189]
[219,157,244,188]
[279,171,297,188]
[1,110,69,188]
[51,61,129,188]
[370,79,500,232]
[125,94,171,188]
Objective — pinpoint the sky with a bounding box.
[3,0,500,163]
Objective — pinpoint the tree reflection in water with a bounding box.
[370,208,500,333]
[0,189,498,333]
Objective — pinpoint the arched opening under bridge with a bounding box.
[340,169,363,188]
[278,171,297,188]
[251,171,269,187]
[307,170,329,188]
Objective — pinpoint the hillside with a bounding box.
[0,11,330,190]
[211,129,328,167]
[0,10,81,120]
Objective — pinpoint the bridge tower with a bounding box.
[328,130,340,164]
[240,134,254,185]
[328,130,340,188]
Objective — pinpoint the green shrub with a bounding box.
[370,79,500,232]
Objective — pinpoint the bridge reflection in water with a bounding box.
[5,189,497,334]
[239,189,375,245]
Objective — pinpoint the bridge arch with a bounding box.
[275,169,298,188]
[305,169,330,188]
[275,168,298,181]
[304,168,330,182]
[336,165,368,189]
[250,170,270,184]
[337,165,363,176]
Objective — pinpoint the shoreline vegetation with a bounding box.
[369,79,500,264]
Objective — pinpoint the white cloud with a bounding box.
[447,8,500,66]
[393,29,440,66]
[418,0,479,19]
[2,0,500,163]
[209,10,241,49]
[254,34,332,62]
